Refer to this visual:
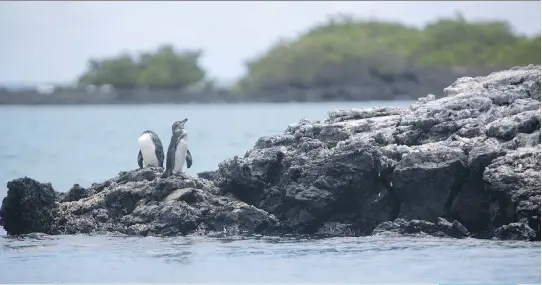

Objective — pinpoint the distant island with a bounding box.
[1,13,540,105]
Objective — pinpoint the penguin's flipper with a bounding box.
[137,150,144,169]
[150,132,165,168]
[186,149,193,169]
[164,134,177,175]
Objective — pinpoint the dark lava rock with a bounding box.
[61,184,96,202]
[372,218,470,239]
[1,65,540,241]
[1,168,279,237]
[494,222,537,241]
[484,148,541,240]
[316,222,357,237]
[215,65,540,241]
[197,170,219,182]
[0,177,58,235]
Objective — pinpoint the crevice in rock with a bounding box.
[517,116,540,135]
[301,213,330,235]
[458,173,491,238]
[220,182,263,207]
[106,193,141,219]
[394,128,424,146]
[376,165,400,221]
[337,178,375,235]
[443,167,469,219]
[265,151,285,186]
[487,185,516,230]
[510,77,526,86]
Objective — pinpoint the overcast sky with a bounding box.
[0,1,540,85]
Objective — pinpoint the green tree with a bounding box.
[78,54,139,88]
[77,45,207,89]
[235,12,541,93]
[136,45,205,88]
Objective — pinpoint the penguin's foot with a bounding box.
[160,171,171,179]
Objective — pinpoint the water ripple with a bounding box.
[0,104,540,283]
[0,234,539,283]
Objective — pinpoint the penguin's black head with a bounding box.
[172,118,188,133]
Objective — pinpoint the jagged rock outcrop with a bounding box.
[215,65,541,241]
[1,65,540,240]
[0,178,58,235]
[1,168,279,237]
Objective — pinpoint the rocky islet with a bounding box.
[1,65,540,241]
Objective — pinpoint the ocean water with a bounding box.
[0,101,540,283]
[1,234,540,283]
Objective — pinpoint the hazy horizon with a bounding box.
[1,1,540,86]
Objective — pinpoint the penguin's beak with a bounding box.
[181,118,188,124]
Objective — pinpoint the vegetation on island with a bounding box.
[235,12,541,93]
[77,45,209,89]
[75,13,541,96]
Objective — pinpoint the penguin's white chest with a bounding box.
[138,133,159,167]
[173,136,189,174]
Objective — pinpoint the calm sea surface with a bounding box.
[0,102,540,283]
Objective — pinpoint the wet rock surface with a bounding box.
[216,65,540,241]
[1,65,540,241]
[372,218,470,239]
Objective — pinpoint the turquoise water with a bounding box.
[0,102,540,283]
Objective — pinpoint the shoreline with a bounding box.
[0,66,496,105]
[0,98,413,106]
[0,90,419,106]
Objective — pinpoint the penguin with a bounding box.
[137,130,165,168]
[162,118,193,178]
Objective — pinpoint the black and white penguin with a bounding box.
[162,118,193,178]
[137,130,165,168]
